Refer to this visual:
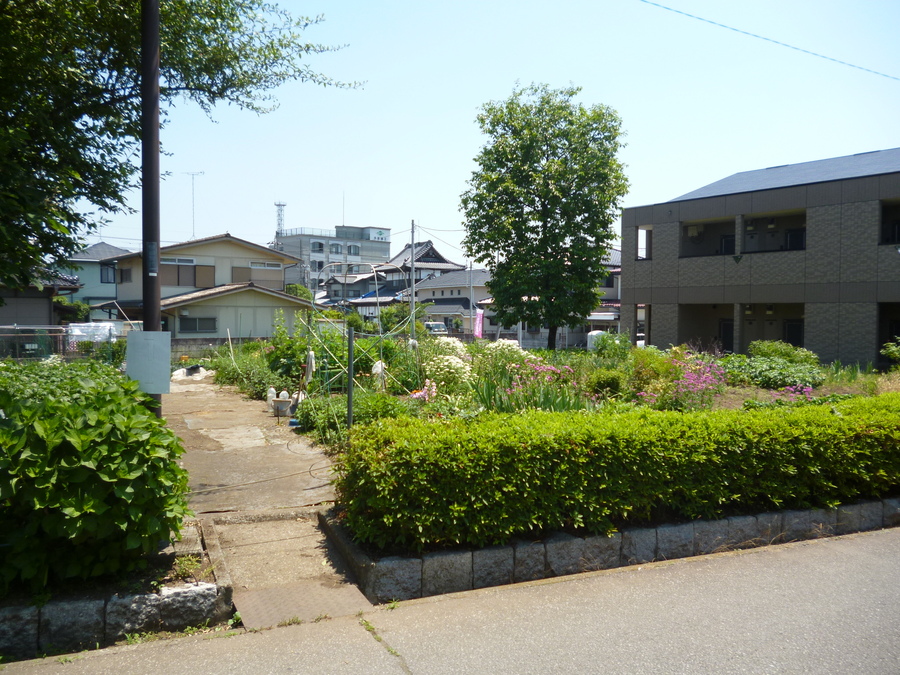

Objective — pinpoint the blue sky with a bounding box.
[91,0,900,262]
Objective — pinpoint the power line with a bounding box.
[637,0,900,82]
[416,224,466,255]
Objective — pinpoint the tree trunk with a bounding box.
[547,325,557,350]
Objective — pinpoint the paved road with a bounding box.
[8,528,899,674]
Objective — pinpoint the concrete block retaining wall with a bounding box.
[0,521,231,661]
[320,497,900,605]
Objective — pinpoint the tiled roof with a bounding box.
[671,147,900,202]
[70,242,131,261]
[414,269,490,290]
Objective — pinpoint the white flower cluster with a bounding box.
[432,336,468,359]
[484,339,524,357]
[424,354,472,393]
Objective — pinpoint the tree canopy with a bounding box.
[460,83,628,349]
[0,0,350,292]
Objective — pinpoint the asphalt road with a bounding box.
[8,528,899,675]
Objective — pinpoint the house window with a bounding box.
[117,268,132,283]
[180,317,216,333]
[250,261,282,269]
[161,257,196,265]
[311,242,324,253]
[882,202,900,244]
[347,245,360,256]
[100,265,116,284]
[161,263,195,286]
[330,243,342,254]
[347,290,360,298]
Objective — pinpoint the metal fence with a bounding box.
[0,324,127,363]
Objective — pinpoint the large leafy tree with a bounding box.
[0,0,349,292]
[461,83,628,350]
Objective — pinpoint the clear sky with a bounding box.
[90,0,900,263]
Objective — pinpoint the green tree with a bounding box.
[460,83,628,349]
[0,0,352,293]
[285,283,314,303]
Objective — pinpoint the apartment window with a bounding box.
[882,202,900,244]
[311,242,324,253]
[250,261,282,269]
[180,317,216,333]
[312,260,324,271]
[347,245,360,256]
[330,243,342,254]
[117,268,132,283]
[100,265,116,283]
[637,226,653,260]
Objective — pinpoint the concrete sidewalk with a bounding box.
[7,528,899,674]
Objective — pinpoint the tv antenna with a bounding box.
[183,171,204,239]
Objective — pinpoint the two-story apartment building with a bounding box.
[95,233,313,339]
[620,148,900,365]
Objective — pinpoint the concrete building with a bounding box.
[273,226,391,290]
[620,148,900,365]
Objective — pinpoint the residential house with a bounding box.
[274,225,392,290]
[0,271,80,325]
[64,242,131,319]
[345,241,467,319]
[620,148,900,365]
[413,268,491,333]
[94,233,314,339]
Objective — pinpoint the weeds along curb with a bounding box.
[0,521,224,662]
[318,497,900,604]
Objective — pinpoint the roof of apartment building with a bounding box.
[671,147,900,203]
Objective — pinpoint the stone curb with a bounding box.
[319,497,900,604]
[0,521,228,661]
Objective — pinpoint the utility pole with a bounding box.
[184,171,204,239]
[468,260,474,338]
[141,0,161,413]
[409,220,416,340]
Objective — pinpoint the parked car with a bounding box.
[424,321,449,336]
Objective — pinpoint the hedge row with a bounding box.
[0,361,191,596]
[336,394,900,552]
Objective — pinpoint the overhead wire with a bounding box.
[637,0,900,83]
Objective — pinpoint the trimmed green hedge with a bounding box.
[0,361,191,596]
[336,394,900,552]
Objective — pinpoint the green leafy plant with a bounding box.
[0,360,192,596]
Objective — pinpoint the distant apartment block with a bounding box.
[273,226,391,289]
[620,148,900,365]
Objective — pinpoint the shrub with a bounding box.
[748,340,819,366]
[293,391,417,446]
[0,360,191,596]
[583,368,625,398]
[336,394,900,552]
[881,338,900,366]
[720,355,825,390]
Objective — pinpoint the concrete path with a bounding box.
[159,374,369,630]
[7,528,899,674]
